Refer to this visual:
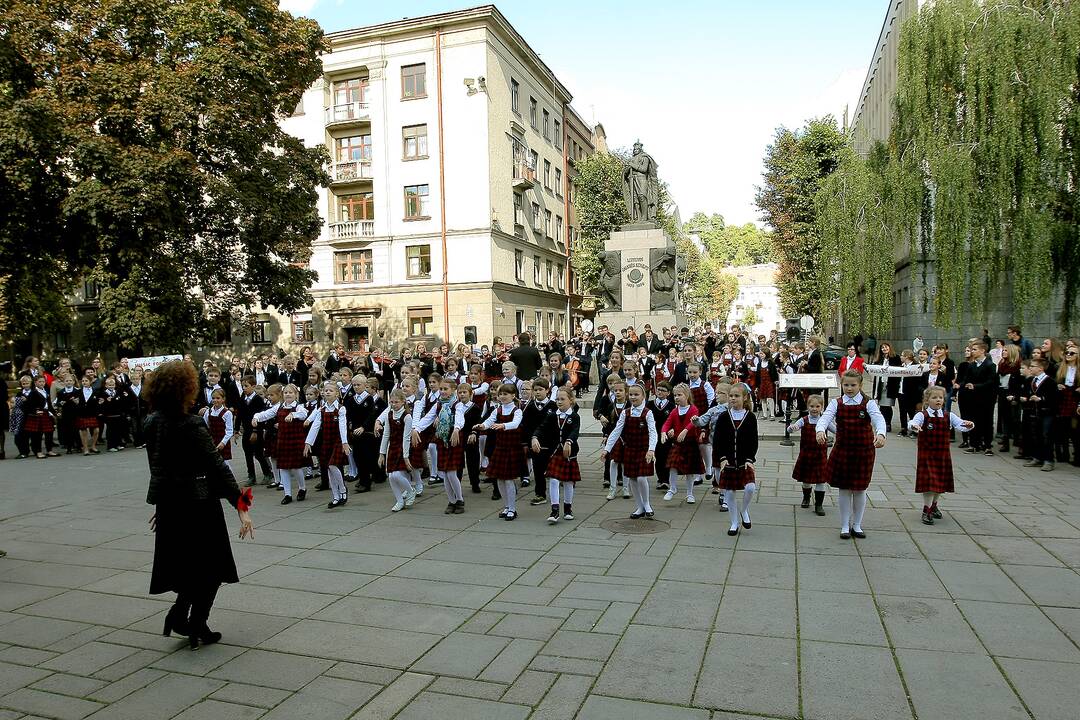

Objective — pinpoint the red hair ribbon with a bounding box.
[236,487,253,512]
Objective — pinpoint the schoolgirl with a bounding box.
[434,379,468,514]
[818,369,888,539]
[686,363,715,482]
[714,383,759,535]
[660,383,704,503]
[476,382,525,520]
[23,374,59,458]
[757,350,778,419]
[708,352,725,384]
[443,357,462,385]
[696,381,732,500]
[787,394,834,516]
[258,384,308,504]
[75,374,103,456]
[604,383,658,519]
[10,374,33,458]
[256,384,285,488]
[523,378,556,505]
[1055,346,1080,464]
[604,380,632,501]
[55,374,80,453]
[203,389,235,462]
[533,386,581,524]
[378,389,417,511]
[304,382,352,509]
[908,385,973,525]
[404,376,438,495]
[421,372,443,487]
[345,375,375,492]
[302,384,321,482]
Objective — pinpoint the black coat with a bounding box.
[145,413,242,594]
[712,410,759,466]
[509,344,544,381]
[533,408,580,457]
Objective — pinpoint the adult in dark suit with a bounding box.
[1021,357,1059,470]
[277,356,305,389]
[144,360,253,650]
[509,333,544,381]
[637,330,663,355]
[964,341,999,454]
[594,328,615,369]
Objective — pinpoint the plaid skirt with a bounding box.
[24,414,54,433]
[546,452,581,483]
[409,435,427,467]
[275,421,308,469]
[825,441,875,492]
[792,444,827,483]
[438,437,465,472]
[620,447,654,478]
[719,465,755,490]
[608,439,624,464]
[667,440,704,475]
[486,431,524,480]
[317,434,345,468]
[75,417,99,430]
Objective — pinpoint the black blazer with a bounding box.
[966,358,998,398]
[638,335,663,354]
[235,393,267,434]
[712,410,759,467]
[533,408,580,457]
[277,369,305,388]
[22,388,55,420]
[1023,375,1060,417]
[521,399,556,442]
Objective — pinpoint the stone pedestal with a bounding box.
[595,224,684,331]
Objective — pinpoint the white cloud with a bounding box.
[280,0,319,16]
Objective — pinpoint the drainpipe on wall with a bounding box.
[435,28,450,341]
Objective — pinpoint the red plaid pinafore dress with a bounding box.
[618,408,654,478]
[385,412,410,473]
[406,400,427,467]
[708,363,724,384]
[914,411,954,494]
[792,418,826,483]
[485,406,523,481]
[758,362,775,400]
[275,404,307,469]
[666,406,705,475]
[826,398,876,492]
[317,406,346,468]
[420,393,438,447]
[437,401,465,473]
[207,409,232,460]
[690,384,710,442]
[607,404,626,464]
[546,415,581,484]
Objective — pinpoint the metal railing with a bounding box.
[325,102,370,125]
[328,220,375,239]
[331,159,373,183]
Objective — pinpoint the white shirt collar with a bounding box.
[842,393,865,404]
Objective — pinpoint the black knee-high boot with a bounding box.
[188,583,222,650]
[814,490,826,516]
[801,487,812,508]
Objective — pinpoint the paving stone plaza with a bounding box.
[1,437,1079,720]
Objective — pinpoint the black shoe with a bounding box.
[188,623,221,651]
[491,489,502,501]
[355,483,372,493]
[727,528,738,536]
[852,530,867,539]
[453,501,465,514]
[931,505,942,519]
[719,499,728,511]
[814,490,826,516]
[963,447,977,454]
[840,531,851,540]
[327,498,344,509]
[742,519,751,529]
[316,483,329,491]
[630,511,645,519]
[958,441,970,449]
[603,480,611,488]
[999,444,1010,453]
[921,509,934,525]
[983,449,994,457]
[297,489,306,501]
[645,511,655,518]
[281,495,293,505]
[505,511,517,521]
[521,478,530,488]
[163,606,189,637]
[445,503,456,514]
[471,485,482,493]
[801,487,812,508]
[563,504,574,520]
[530,496,548,506]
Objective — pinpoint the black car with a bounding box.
[822,345,845,371]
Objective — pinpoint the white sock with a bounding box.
[504,480,517,512]
[802,482,813,491]
[412,468,423,490]
[428,444,438,476]
[269,457,279,479]
[636,477,652,513]
[688,477,698,498]
[838,490,852,532]
[741,482,756,522]
[548,478,560,505]
[445,471,463,503]
[389,471,409,501]
[852,491,867,532]
[621,465,632,489]
[608,462,620,487]
[700,443,712,476]
[922,492,935,508]
[328,466,346,501]
[815,483,826,492]
[562,483,574,504]
[628,476,643,511]
[478,435,488,468]
[668,469,680,493]
[280,469,292,496]
[725,489,739,530]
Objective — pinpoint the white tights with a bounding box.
[478,435,488,468]
[838,490,868,532]
[547,479,575,506]
[608,462,628,488]
[327,465,346,501]
[388,471,413,502]
[802,482,827,491]
[411,468,423,492]
[700,442,713,477]
[724,483,756,530]
[497,479,517,512]
[444,470,463,503]
[628,477,652,513]
[668,469,699,495]
[922,491,940,508]
[428,443,439,480]
[279,468,306,497]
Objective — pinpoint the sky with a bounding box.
[280,0,887,227]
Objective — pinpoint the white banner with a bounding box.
[864,363,928,378]
[778,373,839,389]
[127,354,183,372]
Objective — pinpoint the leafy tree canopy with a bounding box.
[0,0,328,352]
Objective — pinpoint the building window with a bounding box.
[529,97,537,128]
[402,124,428,160]
[334,77,368,105]
[532,202,540,227]
[533,255,541,285]
[335,250,373,283]
[516,310,525,334]
[546,260,553,288]
[544,210,552,238]
[250,318,271,345]
[548,312,555,333]
[544,160,551,189]
[515,249,524,281]
[514,193,524,227]
[83,279,100,301]
[511,78,519,113]
[291,312,313,343]
[535,310,543,334]
[401,63,426,99]
[339,193,374,221]
[558,312,565,332]
[555,168,562,197]
[406,244,431,279]
[404,184,430,219]
[408,307,434,337]
[529,149,539,173]
[554,120,562,149]
[542,109,550,141]
[556,215,563,243]
[336,134,372,162]
[557,264,565,291]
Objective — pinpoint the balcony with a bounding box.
[325,102,370,127]
[512,163,537,190]
[330,159,373,184]
[329,220,375,240]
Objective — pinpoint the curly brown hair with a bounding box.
[145,360,198,416]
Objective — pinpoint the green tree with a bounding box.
[741,305,760,329]
[571,151,628,298]
[0,0,327,351]
[756,117,847,321]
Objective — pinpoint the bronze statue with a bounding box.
[650,246,677,311]
[597,250,622,310]
[623,141,659,224]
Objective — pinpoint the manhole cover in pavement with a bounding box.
[600,518,671,534]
